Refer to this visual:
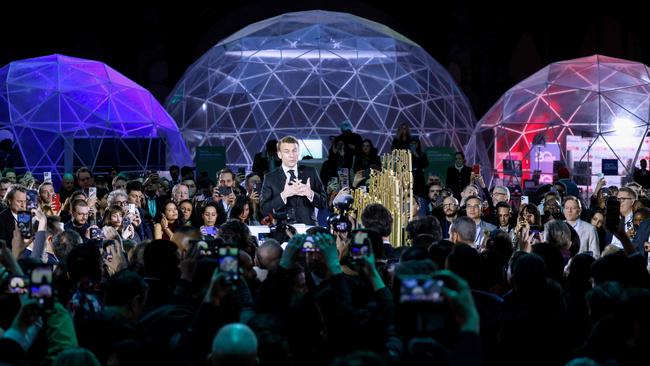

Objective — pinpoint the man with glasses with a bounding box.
[611,187,637,249]
[441,196,460,240]
[465,195,496,249]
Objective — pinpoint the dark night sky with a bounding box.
[1,1,646,118]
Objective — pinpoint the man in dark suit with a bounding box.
[446,151,472,200]
[0,185,27,247]
[261,136,327,226]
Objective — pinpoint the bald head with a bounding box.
[255,239,283,270]
[211,323,258,366]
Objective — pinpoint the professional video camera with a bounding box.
[327,194,354,234]
[267,210,296,243]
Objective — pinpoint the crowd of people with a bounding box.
[1,124,650,366]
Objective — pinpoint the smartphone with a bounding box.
[17,211,32,238]
[203,226,218,237]
[195,193,206,202]
[88,187,97,199]
[218,186,233,196]
[217,246,240,281]
[128,203,136,214]
[26,189,38,210]
[338,168,349,190]
[30,265,53,307]
[597,172,605,180]
[521,195,529,205]
[350,230,370,261]
[399,275,444,303]
[6,276,28,294]
[257,232,267,244]
[44,171,52,182]
[90,226,104,240]
[605,198,621,232]
[191,239,218,257]
[472,164,480,175]
[301,235,319,252]
[252,182,261,196]
[122,216,132,229]
[52,193,61,212]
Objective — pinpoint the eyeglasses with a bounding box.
[115,201,128,206]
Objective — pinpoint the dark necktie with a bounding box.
[288,169,297,185]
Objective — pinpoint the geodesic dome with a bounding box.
[166,10,477,168]
[472,54,650,187]
[0,54,192,181]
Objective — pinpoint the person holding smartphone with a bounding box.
[200,202,221,237]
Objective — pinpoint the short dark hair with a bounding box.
[406,216,442,243]
[76,167,93,180]
[361,204,393,237]
[126,180,143,194]
[495,201,511,211]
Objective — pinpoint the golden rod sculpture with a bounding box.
[351,149,413,247]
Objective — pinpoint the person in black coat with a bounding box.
[252,139,282,181]
[260,136,327,225]
[446,151,472,200]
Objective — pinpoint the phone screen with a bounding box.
[30,266,53,306]
[218,247,240,280]
[204,226,217,237]
[26,190,38,210]
[399,276,444,303]
[350,231,370,260]
[128,204,136,214]
[521,195,529,205]
[17,211,32,238]
[44,172,52,182]
[88,187,97,199]
[7,276,28,294]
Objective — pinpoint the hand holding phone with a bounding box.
[472,164,480,175]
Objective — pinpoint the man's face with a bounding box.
[219,173,235,188]
[277,142,299,169]
[428,175,441,185]
[544,198,560,214]
[465,198,482,220]
[5,172,16,183]
[78,172,93,189]
[0,182,11,201]
[497,207,511,227]
[173,185,189,203]
[563,200,581,222]
[428,184,443,201]
[182,179,196,198]
[72,205,89,225]
[617,191,635,215]
[634,212,647,228]
[455,154,465,166]
[39,184,55,204]
[443,197,458,217]
[127,190,143,208]
[63,177,74,191]
[170,168,179,179]
[9,191,26,213]
[246,175,261,192]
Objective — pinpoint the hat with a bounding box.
[340,120,353,132]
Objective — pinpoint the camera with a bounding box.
[350,230,370,261]
[268,210,296,243]
[327,194,354,234]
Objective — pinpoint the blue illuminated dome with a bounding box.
[166,10,478,168]
[0,54,192,180]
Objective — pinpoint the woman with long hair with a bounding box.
[153,200,184,240]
